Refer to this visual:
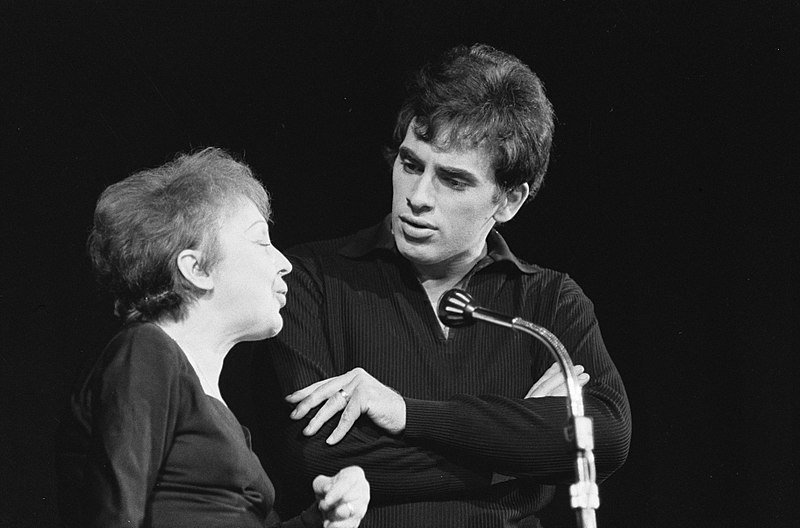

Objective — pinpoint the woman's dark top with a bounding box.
[55,323,283,528]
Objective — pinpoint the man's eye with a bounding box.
[401,160,421,173]
[443,177,467,190]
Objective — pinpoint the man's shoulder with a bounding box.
[286,220,390,263]
[494,258,585,301]
[287,234,352,259]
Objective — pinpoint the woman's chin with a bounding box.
[237,318,283,343]
[260,318,284,340]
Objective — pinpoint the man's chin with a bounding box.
[396,241,439,267]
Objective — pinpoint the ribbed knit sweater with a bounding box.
[253,218,631,528]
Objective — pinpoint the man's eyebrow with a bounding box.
[398,146,421,162]
[435,165,477,180]
[399,145,477,181]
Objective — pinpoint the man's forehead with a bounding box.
[407,127,490,159]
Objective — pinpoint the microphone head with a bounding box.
[437,288,477,328]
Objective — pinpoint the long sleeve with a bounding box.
[403,279,631,482]
[81,329,182,526]
[254,223,631,526]
[263,256,493,502]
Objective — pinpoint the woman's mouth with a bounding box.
[275,290,287,307]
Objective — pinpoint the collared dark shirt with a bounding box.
[253,217,631,528]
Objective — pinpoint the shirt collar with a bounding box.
[338,215,538,274]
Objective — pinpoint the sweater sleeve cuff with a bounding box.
[403,397,458,441]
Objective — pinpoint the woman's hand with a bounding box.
[310,465,370,528]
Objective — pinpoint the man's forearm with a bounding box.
[280,404,493,501]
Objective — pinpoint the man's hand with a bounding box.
[306,465,370,528]
[286,368,406,445]
[525,362,590,398]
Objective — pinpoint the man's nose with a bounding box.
[407,173,434,212]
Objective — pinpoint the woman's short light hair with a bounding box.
[88,147,271,323]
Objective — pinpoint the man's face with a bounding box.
[391,125,520,275]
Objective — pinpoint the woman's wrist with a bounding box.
[300,501,322,528]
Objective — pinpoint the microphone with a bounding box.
[437,288,514,328]
[437,288,584,417]
[437,288,600,528]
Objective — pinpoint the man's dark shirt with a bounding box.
[246,217,631,528]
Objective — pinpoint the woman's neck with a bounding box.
[156,310,234,403]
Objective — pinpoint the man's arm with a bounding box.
[264,341,493,501]
[388,285,630,482]
[287,362,589,444]
[260,257,493,502]
[284,278,630,483]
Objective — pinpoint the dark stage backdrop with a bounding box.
[3,2,797,527]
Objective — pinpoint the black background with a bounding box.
[2,2,797,526]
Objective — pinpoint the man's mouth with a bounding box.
[398,215,437,241]
[399,215,436,231]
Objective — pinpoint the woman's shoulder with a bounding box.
[99,322,188,376]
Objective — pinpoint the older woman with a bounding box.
[56,148,369,527]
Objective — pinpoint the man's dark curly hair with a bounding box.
[386,44,555,201]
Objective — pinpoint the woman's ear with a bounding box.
[493,182,530,224]
[176,250,214,291]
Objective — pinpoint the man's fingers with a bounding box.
[289,375,355,420]
[288,381,337,419]
[527,362,561,395]
[526,364,587,398]
[303,393,349,436]
[530,364,581,397]
[290,390,331,420]
[323,378,362,443]
[285,378,328,403]
[326,402,360,445]
[527,373,560,397]
[287,369,361,407]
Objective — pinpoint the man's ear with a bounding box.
[493,182,530,224]
[176,249,214,291]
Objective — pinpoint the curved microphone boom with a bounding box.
[438,288,600,528]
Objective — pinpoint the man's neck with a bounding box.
[414,242,488,310]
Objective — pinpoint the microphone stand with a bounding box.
[468,310,599,528]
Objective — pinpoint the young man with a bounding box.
[252,44,631,527]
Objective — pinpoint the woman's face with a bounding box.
[209,199,291,341]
